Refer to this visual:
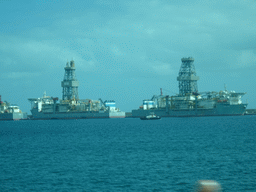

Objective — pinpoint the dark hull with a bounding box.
[0,112,27,121]
[133,103,247,118]
[140,117,161,120]
[30,108,125,120]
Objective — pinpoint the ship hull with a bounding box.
[140,117,161,120]
[132,103,247,118]
[30,109,125,120]
[0,112,27,121]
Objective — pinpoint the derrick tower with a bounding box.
[61,60,79,100]
[177,57,199,96]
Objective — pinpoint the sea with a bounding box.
[0,116,255,192]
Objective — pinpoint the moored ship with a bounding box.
[132,57,247,118]
[0,95,27,120]
[28,60,125,120]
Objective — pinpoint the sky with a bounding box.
[0,0,256,114]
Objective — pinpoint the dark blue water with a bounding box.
[1,116,256,191]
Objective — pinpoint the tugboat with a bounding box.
[140,113,161,120]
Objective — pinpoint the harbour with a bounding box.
[0,57,252,120]
[1,1,255,191]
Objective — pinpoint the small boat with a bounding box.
[140,113,161,120]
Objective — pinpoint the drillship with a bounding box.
[28,60,125,119]
[0,95,27,120]
[132,57,247,117]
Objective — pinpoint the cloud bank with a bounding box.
[0,0,255,112]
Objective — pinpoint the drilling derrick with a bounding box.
[177,57,199,96]
[61,60,79,100]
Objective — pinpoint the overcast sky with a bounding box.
[1,0,256,113]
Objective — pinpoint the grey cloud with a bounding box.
[1,0,256,111]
